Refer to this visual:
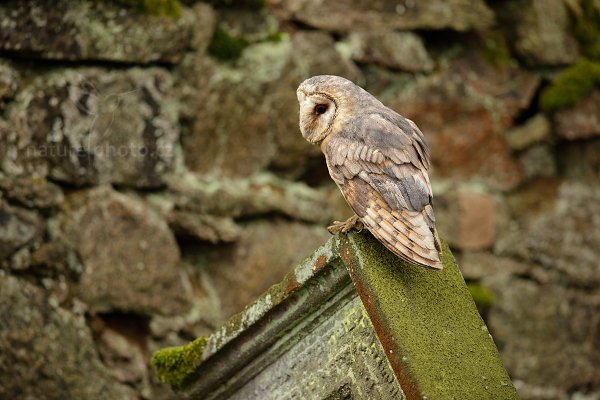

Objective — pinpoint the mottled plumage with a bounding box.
[297,75,442,270]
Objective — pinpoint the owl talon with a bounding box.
[327,223,343,234]
[327,215,363,234]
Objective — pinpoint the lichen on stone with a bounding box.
[467,282,495,307]
[539,58,600,112]
[150,336,207,390]
[111,0,181,17]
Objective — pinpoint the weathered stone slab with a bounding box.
[274,0,494,32]
[560,138,600,184]
[485,274,600,393]
[0,200,43,262]
[152,232,517,399]
[0,275,135,400]
[0,0,211,64]
[519,144,557,180]
[163,171,343,225]
[56,186,191,315]
[505,114,551,151]
[435,187,498,251]
[343,31,433,73]
[268,31,363,174]
[182,31,361,178]
[0,174,64,209]
[386,54,539,190]
[168,211,242,243]
[503,0,580,66]
[555,90,600,140]
[181,45,282,177]
[0,60,18,107]
[523,182,600,288]
[499,181,600,289]
[194,218,331,319]
[7,67,179,188]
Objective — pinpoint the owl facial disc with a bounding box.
[297,89,337,144]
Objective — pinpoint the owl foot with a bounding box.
[327,215,364,234]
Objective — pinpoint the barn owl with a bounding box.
[297,75,442,270]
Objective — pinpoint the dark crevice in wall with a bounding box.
[0,50,177,71]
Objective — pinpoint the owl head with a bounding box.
[297,75,373,144]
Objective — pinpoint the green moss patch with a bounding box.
[467,283,495,307]
[343,232,518,399]
[208,25,250,60]
[539,58,600,112]
[481,31,515,68]
[568,0,600,60]
[111,0,181,17]
[151,336,207,390]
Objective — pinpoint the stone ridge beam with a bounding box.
[152,237,348,397]
[152,231,517,399]
[340,232,518,400]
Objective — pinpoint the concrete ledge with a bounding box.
[152,231,518,399]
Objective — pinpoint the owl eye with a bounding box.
[314,104,328,114]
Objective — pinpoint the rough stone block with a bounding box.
[0,275,135,400]
[435,187,498,251]
[343,31,433,73]
[274,0,494,32]
[56,186,191,315]
[0,0,212,64]
[555,90,600,140]
[7,67,179,188]
[385,54,538,190]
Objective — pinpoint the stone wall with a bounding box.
[0,1,598,399]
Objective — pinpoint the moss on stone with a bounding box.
[150,336,207,390]
[467,282,495,307]
[539,58,600,112]
[543,0,600,112]
[481,31,514,68]
[111,0,181,17]
[343,232,518,399]
[262,31,286,43]
[568,0,600,60]
[208,25,250,60]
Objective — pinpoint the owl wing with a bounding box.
[325,112,442,270]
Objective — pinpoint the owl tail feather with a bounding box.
[361,195,443,270]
